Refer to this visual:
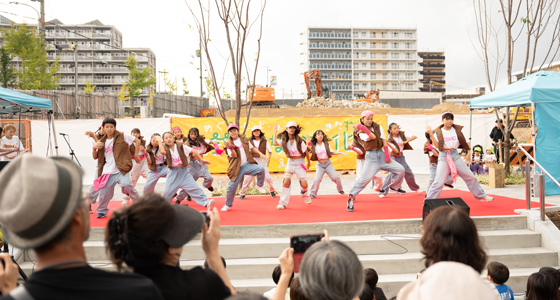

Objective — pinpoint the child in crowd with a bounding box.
[425,111,493,202]
[347,111,405,211]
[143,133,168,195]
[486,261,514,300]
[364,268,387,300]
[359,285,374,300]
[460,150,468,164]
[273,121,312,210]
[239,126,276,199]
[424,132,454,195]
[0,124,25,161]
[175,127,217,205]
[124,128,149,205]
[308,130,348,198]
[161,131,215,209]
[470,145,484,174]
[222,124,267,211]
[351,132,383,191]
[526,272,560,300]
[92,118,142,218]
[290,277,310,300]
[484,147,497,173]
[379,122,420,195]
[263,265,294,300]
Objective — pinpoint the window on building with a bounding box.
[405,43,412,49]
[382,33,387,38]
[370,53,376,59]
[382,53,387,59]
[353,72,359,78]
[370,62,376,69]
[406,83,414,90]
[382,43,387,49]
[370,42,375,49]
[362,63,367,68]
[392,32,399,38]
[392,73,399,79]
[405,53,412,59]
[362,83,368,88]
[382,73,388,79]
[406,63,414,69]
[372,83,377,89]
[370,73,377,79]
[354,83,359,88]
[362,73,367,78]
[361,32,366,37]
[392,42,399,49]
[383,83,388,89]
[361,52,366,58]
[392,83,399,90]
[391,63,399,69]
[382,63,387,69]
[361,42,367,48]
[405,32,413,38]
[370,32,376,38]
[391,53,399,59]
[406,73,414,79]
[353,32,358,38]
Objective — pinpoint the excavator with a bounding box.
[304,69,331,99]
[355,89,380,103]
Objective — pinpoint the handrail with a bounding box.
[518,145,560,221]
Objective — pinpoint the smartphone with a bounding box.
[290,233,325,273]
[201,212,211,229]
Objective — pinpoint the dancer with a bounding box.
[425,111,494,202]
[346,111,405,212]
[470,145,484,175]
[308,130,347,198]
[161,131,215,209]
[175,127,217,205]
[379,123,420,194]
[351,135,383,191]
[273,121,312,210]
[173,126,188,143]
[239,125,276,199]
[143,133,168,195]
[123,128,150,205]
[85,124,106,210]
[221,124,268,211]
[0,124,25,161]
[424,132,454,196]
[93,117,142,218]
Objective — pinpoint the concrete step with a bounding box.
[26,229,542,262]
[86,215,528,241]
[228,267,552,299]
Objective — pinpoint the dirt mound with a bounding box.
[431,101,471,114]
[296,97,390,109]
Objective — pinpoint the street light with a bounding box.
[10,1,40,33]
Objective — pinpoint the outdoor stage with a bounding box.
[89,190,552,228]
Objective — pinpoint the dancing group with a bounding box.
[81,109,493,217]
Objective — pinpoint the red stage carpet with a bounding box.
[90,190,553,228]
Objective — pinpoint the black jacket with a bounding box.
[490,127,514,143]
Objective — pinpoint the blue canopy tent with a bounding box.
[470,71,560,195]
[0,87,59,156]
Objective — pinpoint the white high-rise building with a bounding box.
[300,26,422,100]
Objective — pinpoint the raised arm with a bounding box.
[272,124,280,146]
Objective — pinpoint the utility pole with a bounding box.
[30,0,44,37]
[198,39,203,98]
[73,43,79,118]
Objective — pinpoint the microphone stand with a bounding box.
[1,228,28,281]
[60,134,82,167]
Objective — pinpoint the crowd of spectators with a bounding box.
[0,156,559,300]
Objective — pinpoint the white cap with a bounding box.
[251,125,261,132]
[286,121,297,128]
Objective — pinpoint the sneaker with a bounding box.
[221,205,231,212]
[300,190,305,195]
[347,199,354,212]
[377,189,385,195]
[276,203,286,210]
[304,197,312,204]
[270,191,277,198]
[96,213,106,219]
[390,188,406,194]
[412,189,422,193]
[88,203,92,214]
[121,196,129,205]
[480,197,494,202]
[310,194,316,199]
[255,185,266,193]
[175,199,181,205]
[339,190,345,195]
[187,194,192,201]
[444,183,454,189]
[379,194,386,198]
[207,199,215,211]
[208,186,214,192]
[239,195,246,200]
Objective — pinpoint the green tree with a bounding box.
[0,47,16,88]
[181,77,190,95]
[124,53,156,117]
[1,23,60,90]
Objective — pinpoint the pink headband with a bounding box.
[442,111,453,117]
[361,110,374,118]
[172,126,181,132]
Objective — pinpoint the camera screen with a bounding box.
[291,234,323,253]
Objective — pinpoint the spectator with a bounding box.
[263,265,293,300]
[539,267,560,289]
[358,284,374,300]
[489,119,514,163]
[486,261,514,300]
[363,268,386,300]
[204,256,227,269]
[526,272,560,300]
[299,240,364,300]
[0,156,164,300]
[397,206,499,299]
[105,194,235,300]
[290,277,310,300]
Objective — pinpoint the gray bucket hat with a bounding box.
[0,155,83,249]
[162,205,206,248]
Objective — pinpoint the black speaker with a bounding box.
[423,197,470,221]
[0,161,8,172]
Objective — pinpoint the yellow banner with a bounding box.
[172,116,387,173]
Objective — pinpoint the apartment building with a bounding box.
[0,17,156,97]
[512,60,560,82]
[418,51,445,94]
[300,26,422,100]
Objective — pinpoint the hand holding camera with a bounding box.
[0,253,18,295]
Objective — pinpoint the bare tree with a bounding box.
[185,0,267,134]
[472,0,560,175]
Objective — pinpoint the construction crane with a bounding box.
[355,89,380,103]
[304,69,331,99]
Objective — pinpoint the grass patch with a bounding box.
[210,180,278,197]
[475,167,526,186]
